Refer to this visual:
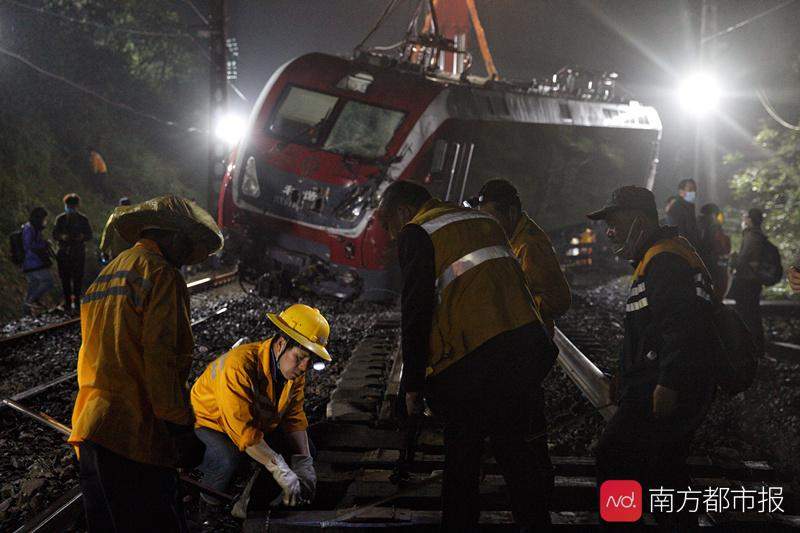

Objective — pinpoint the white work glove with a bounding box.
[246,440,302,506]
[291,455,317,503]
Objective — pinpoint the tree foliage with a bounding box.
[726,126,800,267]
[46,0,203,91]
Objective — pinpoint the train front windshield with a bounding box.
[269,86,405,160]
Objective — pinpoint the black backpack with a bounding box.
[756,236,782,286]
[709,302,759,394]
[9,227,25,266]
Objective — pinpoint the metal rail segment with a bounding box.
[0,268,238,347]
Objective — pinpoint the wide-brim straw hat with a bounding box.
[114,195,223,264]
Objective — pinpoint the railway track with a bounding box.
[8,313,799,531]
[0,268,238,348]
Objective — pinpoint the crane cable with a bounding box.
[355,0,402,51]
[756,88,800,132]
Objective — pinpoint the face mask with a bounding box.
[613,215,647,261]
[683,191,696,203]
[65,206,76,214]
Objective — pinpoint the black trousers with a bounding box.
[730,278,764,353]
[78,440,187,533]
[595,387,714,528]
[57,249,85,309]
[426,323,556,531]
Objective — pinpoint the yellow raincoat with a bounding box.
[69,239,194,467]
[90,150,107,174]
[509,213,572,335]
[191,338,308,451]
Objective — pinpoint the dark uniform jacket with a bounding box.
[665,196,699,248]
[732,227,764,282]
[620,227,716,398]
[53,211,92,258]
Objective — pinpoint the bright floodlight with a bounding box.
[678,73,721,115]
[215,113,246,145]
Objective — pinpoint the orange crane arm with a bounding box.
[465,0,498,78]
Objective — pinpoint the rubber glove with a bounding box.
[246,440,302,506]
[291,455,316,503]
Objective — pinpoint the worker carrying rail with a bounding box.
[376,181,558,531]
[190,304,330,510]
[587,186,716,528]
[69,195,223,532]
[467,178,571,337]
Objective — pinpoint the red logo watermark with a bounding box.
[600,480,643,522]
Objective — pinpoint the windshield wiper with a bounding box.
[276,108,335,152]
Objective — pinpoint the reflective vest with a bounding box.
[629,235,716,314]
[408,199,540,377]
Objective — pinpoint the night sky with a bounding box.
[227,0,800,205]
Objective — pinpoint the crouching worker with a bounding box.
[69,196,223,532]
[190,304,332,508]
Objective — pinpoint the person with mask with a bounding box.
[376,180,557,531]
[53,193,93,313]
[69,196,223,532]
[696,203,731,300]
[587,186,716,528]
[472,179,571,337]
[190,304,330,510]
[21,206,55,315]
[665,178,699,247]
[729,208,767,354]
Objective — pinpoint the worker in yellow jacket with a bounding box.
[69,195,223,532]
[470,179,571,337]
[191,304,332,508]
[376,181,558,531]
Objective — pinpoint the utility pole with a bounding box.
[208,0,228,216]
[696,0,718,203]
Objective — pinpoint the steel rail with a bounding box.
[553,327,617,420]
[0,306,230,413]
[7,399,236,531]
[3,299,239,531]
[0,268,238,346]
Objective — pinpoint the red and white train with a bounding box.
[218,45,662,300]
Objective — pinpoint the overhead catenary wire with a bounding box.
[756,88,800,132]
[181,0,209,26]
[701,0,797,43]
[3,0,192,39]
[4,0,247,102]
[0,44,206,133]
[355,0,402,50]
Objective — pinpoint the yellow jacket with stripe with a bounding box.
[509,213,571,335]
[69,239,194,467]
[190,338,308,451]
[407,199,540,378]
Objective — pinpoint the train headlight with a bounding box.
[313,361,326,371]
[242,156,261,198]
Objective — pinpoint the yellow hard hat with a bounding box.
[267,304,332,361]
